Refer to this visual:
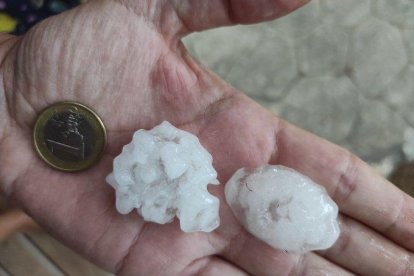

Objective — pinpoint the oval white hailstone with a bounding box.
[225,165,340,253]
[106,121,220,233]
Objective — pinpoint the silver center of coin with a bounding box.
[44,108,95,162]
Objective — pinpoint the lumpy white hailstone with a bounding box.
[225,165,340,253]
[350,18,407,97]
[106,121,220,233]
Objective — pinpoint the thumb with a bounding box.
[0,33,18,62]
[172,0,310,36]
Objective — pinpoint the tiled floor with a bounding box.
[0,232,112,275]
[0,199,111,276]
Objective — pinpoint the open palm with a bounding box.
[1,0,413,275]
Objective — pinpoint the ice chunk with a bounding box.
[384,66,414,126]
[320,0,371,28]
[225,165,340,253]
[268,0,321,39]
[281,76,358,143]
[185,24,296,101]
[403,128,414,162]
[349,98,405,160]
[349,18,407,97]
[373,0,414,29]
[106,121,220,233]
[184,25,264,82]
[403,30,414,63]
[296,23,348,76]
[226,32,297,101]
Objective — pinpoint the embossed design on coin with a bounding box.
[34,102,106,172]
[45,109,87,162]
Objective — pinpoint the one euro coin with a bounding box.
[33,102,106,172]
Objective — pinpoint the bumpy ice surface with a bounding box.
[225,165,340,253]
[106,121,220,233]
[403,128,414,162]
[185,0,414,166]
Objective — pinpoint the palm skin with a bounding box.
[1,0,414,275]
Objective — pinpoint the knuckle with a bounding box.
[333,151,359,205]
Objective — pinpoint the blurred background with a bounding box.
[0,0,413,275]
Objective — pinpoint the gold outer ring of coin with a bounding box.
[33,101,107,172]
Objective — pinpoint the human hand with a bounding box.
[0,0,413,275]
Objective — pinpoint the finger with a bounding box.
[184,256,248,276]
[219,227,353,276]
[222,228,298,275]
[272,119,414,251]
[297,254,355,276]
[319,215,414,276]
[171,0,310,35]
